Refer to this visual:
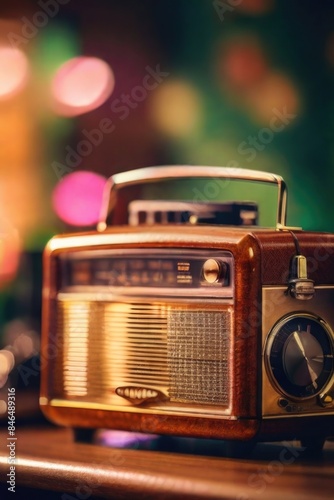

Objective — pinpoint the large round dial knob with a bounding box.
[265,314,334,399]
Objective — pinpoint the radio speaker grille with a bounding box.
[55,299,231,408]
[168,310,230,405]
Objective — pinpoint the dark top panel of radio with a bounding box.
[128,200,258,227]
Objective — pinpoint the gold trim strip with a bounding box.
[45,398,234,418]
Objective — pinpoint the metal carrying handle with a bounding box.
[97,165,287,231]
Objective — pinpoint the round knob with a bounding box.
[202,259,221,284]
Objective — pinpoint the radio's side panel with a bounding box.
[40,239,60,408]
[229,234,262,420]
[258,231,334,442]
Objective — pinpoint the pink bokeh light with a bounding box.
[51,56,115,116]
[52,171,107,226]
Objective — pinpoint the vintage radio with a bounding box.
[40,166,334,452]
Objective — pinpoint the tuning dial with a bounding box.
[266,314,334,400]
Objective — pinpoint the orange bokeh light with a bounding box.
[217,36,268,91]
[51,56,115,116]
[216,34,299,126]
[237,0,274,15]
[0,216,21,286]
[0,47,29,100]
[245,72,300,124]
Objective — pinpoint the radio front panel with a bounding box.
[46,249,236,418]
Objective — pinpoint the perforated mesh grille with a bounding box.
[167,310,231,405]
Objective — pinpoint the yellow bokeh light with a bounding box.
[149,79,202,138]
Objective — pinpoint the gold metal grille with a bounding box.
[168,310,230,404]
[55,298,231,409]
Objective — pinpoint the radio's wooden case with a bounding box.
[40,167,334,449]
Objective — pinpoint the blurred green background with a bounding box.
[1,0,333,251]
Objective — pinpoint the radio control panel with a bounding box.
[262,286,334,417]
[59,249,234,296]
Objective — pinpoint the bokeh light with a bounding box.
[52,171,107,226]
[0,217,21,285]
[0,400,6,415]
[0,47,29,100]
[0,350,15,374]
[3,320,40,364]
[216,35,299,126]
[0,349,15,388]
[217,35,268,91]
[245,72,300,124]
[237,0,274,15]
[13,333,36,359]
[149,79,202,138]
[97,429,156,448]
[51,56,115,116]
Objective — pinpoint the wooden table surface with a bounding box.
[0,423,334,499]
